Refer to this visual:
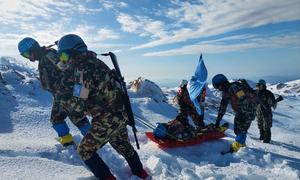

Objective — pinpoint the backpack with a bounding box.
[153,123,168,139]
[233,79,257,120]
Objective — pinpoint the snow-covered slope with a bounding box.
[268,79,300,97]
[0,57,299,180]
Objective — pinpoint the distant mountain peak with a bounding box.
[128,77,167,103]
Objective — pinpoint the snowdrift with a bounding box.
[0,56,299,180]
[269,79,300,97]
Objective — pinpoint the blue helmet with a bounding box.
[257,79,266,85]
[57,34,87,53]
[212,74,228,89]
[18,37,40,53]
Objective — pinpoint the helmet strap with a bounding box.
[73,42,87,51]
[219,81,230,91]
[29,46,45,61]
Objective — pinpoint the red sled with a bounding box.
[145,130,226,148]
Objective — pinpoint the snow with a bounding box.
[128,77,167,103]
[0,56,300,180]
[268,79,300,97]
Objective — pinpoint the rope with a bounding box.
[134,114,156,129]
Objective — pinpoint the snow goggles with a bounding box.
[21,51,30,59]
[59,50,72,62]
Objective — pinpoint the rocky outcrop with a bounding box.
[129,77,167,103]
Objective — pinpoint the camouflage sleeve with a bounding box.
[268,90,276,106]
[38,68,50,91]
[176,93,185,109]
[82,65,102,90]
[84,63,122,103]
[43,50,65,93]
[99,71,122,100]
[216,94,228,121]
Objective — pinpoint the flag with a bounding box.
[187,54,208,115]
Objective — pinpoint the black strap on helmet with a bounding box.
[72,42,87,51]
[46,41,59,48]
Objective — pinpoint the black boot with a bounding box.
[259,129,265,140]
[84,153,114,179]
[263,128,271,143]
[197,115,205,128]
[126,151,144,175]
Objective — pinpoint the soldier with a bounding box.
[256,79,277,143]
[175,79,205,130]
[163,79,206,140]
[56,34,149,179]
[18,37,91,146]
[212,74,257,152]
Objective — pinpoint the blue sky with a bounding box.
[1,0,300,86]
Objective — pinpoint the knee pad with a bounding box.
[52,122,70,137]
[78,122,91,136]
[235,133,247,144]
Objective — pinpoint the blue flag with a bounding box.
[187,54,208,115]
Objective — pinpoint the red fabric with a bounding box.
[202,87,206,101]
[146,131,226,148]
[106,175,116,180]
[136,169,150,179]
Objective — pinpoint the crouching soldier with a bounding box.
[57,34,149,179]
[163,79,206,140]
[256,79,278,143]
[175,80,205,130]
[18,37,91,146]
[212,74,257,152]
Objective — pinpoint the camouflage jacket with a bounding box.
[71,51,124,117]
[176,86,196,112]
[256,88,276,113]
[38,47,74,95]
[217,81,257,120]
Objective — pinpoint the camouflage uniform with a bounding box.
[68,52,141,172]
[38,47,88,128]
[216,81,257,139]
[256,88,276,142]
[175,85,205,128]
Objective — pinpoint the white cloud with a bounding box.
[0,0,102,25]
[144,20,167,39]
[97,28,120,40]
[0,0,108,56]
[99,0,128,10]
[130,0,300,49]
[0,22,129,56]
[117,13,168,40]
[143,33,300,57]
[116,13,142,33]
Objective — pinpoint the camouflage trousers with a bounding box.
[77,110,135,161]
[256,106,273,130]
[177,109,204,128]
[234,113,253,135]
[50,93,88,127]
[166,118,196,140]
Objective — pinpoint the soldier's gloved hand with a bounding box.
[272,102,277,110]
[276,95,283,102]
